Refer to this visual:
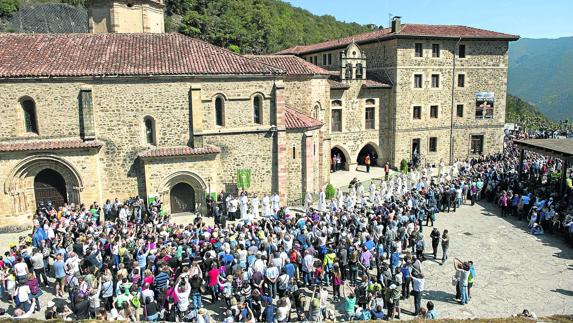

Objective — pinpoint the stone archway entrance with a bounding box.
[34,169,67,208]
[170,182,196,214]
[4,155,83,215]
[331,146,350,171]
[157,171,207,215]
[357,143,380,166]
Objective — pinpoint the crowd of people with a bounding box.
[0,135,570,322]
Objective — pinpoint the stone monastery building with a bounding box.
[0,0,518,224]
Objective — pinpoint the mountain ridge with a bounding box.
[508,36,573,121]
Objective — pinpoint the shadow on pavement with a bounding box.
[423,289,459,305]
[476,202,573,260]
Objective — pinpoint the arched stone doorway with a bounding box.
[4,155,83,215]
[356,143,380,166]
[34,169,67,208]
[170,182,196,214]
[157,171,207,215]
[331,146,350,171]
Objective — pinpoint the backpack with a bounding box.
[131,296,141,308]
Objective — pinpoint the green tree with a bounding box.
[0,0,20,17]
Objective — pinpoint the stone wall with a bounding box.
[0,76,287,221]
[0,150,101,223]
[328,82,390,166]
[142,153,220,214]
[88,0,165,33]
[286,131,304,204]
[392,39,509,165]
[298,37,510,168]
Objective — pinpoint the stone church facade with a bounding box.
[0,2,518,224]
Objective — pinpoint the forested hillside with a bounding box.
[169,0,371,54]
[0,0,372,53]
[506,94,557,130]
[509,37,573,121]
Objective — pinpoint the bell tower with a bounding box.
[340,41,367,81]
[87,0,165,34]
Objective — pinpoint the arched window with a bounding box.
[215,96,225,126]
[345,63,353,79]
[313,105,320,119]
[253,96,262,124]
[356,63,363,79]
[144,117,156,145]
[21,98,38,134]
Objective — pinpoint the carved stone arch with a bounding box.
[157,171,207,214]
[4,155,83,215]
[249,91,267,100]
[331,145,351,171]
[211,92,228,101]
[356,141,383,166]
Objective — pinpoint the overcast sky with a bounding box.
[283,0,573,39]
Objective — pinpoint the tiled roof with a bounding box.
[0,33,282,78]
[285,106,323,130]
[245,55,331,76]
[362,79,392,89]
[276,24,519,55]
[328,79,350,90]
[138,145,221,158]
[0,139,103,152]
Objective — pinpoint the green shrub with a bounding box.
[325,183,336,200]
[227,44,241,53]
[400,159,409,175]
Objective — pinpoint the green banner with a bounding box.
[237,169,251,189]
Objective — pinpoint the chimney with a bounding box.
[391,16,401,33]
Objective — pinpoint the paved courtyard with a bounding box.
[0,199,571,320]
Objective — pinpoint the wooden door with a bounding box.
[34,169,67,208]
[170,183,195,213]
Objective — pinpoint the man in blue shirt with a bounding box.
[53,253,66,297]
[426,301,438,319]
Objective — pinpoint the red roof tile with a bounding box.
[0,33,282,78]
[0,139,103,152]
[328,79,350,90]
[285,106,323,130]
[362,79,392,89]
[276,24,519,55]
[245,55,331,76]
[139,145,221,158]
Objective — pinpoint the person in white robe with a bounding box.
[369,182,376,202]
[262,194,271,217]
[239,193,248,220]
[304,191,313,212]
[336,189,344,207]
[251,194,260,218]
[356,183,364,200]
[271,193,280,213]
[317,189,326,212]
